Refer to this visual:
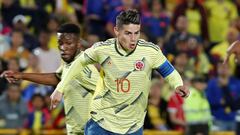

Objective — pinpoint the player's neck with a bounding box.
[117,40,132,54]
[66,49,81,64]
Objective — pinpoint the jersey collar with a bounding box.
[114,39,138,57]
[65,51,82,66]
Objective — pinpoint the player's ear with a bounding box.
[114,27,119,36]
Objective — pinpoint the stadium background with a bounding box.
[0,0,240,134]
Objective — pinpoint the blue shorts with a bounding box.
[84,119,143,135]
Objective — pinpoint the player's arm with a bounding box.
[157,61,189,98]
[156,60,185,88]
[1,70,60,86]
[55,56,85,93]
[51,57,86,109]
[153,49,189,98]
[55,45,99,93]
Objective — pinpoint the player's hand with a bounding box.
[223,40,240,64]
[50,90,63,110]
[175,85,190,98]
[0,70,22,83]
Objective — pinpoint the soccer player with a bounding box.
[1,23,99,135]
[54,10,189,135]
[224,40,240,64]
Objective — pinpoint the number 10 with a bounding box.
[115,78,131,93]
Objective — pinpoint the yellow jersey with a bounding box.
[56,53,99,134]
[56,38,183,134]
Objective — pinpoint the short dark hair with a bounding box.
[116,10,141,28]
[57,23,80,35]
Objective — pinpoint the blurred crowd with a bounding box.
[0,0,240,134]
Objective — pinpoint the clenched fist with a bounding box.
[175,85,190,98]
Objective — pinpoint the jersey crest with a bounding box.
[134,60,145,71]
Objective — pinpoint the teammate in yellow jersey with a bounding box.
[54,10,189,135]
[224,40,240,64]
[1,23,99,135]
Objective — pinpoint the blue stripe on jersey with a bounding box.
[156,60,174,78]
